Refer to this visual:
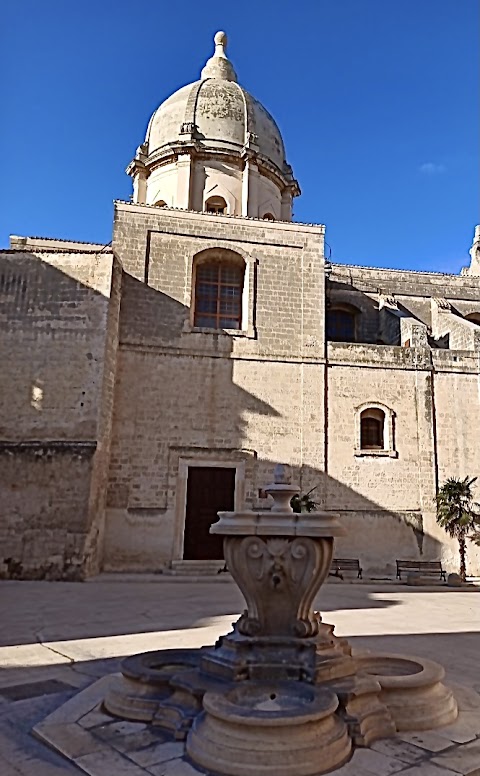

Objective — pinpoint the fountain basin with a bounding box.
[186,683,352,776]
[104,649,202,721]
[356,653,458,731]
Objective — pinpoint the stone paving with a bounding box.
[0,578,479,775]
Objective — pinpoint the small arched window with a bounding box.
[360,408,385,450]
[194,257,245,329]
[465,312,480,326]
[205,196,227,215]
[262,213,275,221]
[154,199,167,208]
[327,307,357,343]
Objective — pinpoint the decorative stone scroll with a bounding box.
[224,535,333,638]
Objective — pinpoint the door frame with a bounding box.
[173,458,246,561]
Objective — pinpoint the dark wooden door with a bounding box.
[183,467,236,560]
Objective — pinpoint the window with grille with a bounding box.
[194,261,244,329]
[327,309,356,342]
[360,409,385,450]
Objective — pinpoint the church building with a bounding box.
[1,32,479,579]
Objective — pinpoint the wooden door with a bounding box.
[183,467,236,560]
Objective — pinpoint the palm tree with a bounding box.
[435,477,480,581]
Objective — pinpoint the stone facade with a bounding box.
[1,32,479,579]
[0,244,121,578]
[2,208,479,579]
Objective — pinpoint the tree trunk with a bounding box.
[458,535,467,582]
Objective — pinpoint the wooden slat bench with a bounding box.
[330,558,363,580]
[396,560,446,581]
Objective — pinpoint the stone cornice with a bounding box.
[132,143,300,196]
[114,200,325,233]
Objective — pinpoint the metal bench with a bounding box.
[396,560,446,581]
[330,558,363,580]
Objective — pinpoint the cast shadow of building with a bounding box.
[0,251,445,582]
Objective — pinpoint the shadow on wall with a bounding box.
[105,271,446,578]
[0,255,448,580]
[0,250,119,581]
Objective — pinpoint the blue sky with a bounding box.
[1,0,478,271]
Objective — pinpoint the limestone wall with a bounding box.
[3,207,479,579]
[0,249,119,578]
[433,352,480,574]
[104,204,480,576]
[325,345,435,575]
[328,264,480,341]
[104,203,325,570]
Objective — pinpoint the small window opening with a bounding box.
[206,196,227,215]
[327,309,356,343]
[262,213,275,221]
[194,260,244,329]
[360,408,385,450]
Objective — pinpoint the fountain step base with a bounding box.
[333,674,397,746]
[201,623,354,684]
[32,674,480,776]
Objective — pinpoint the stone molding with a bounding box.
[353,402,396,457]
[0,440,97,458]
[172,457,247,560]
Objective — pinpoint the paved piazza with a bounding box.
[0,578,479,775]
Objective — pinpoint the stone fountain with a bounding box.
[104,464,458,775]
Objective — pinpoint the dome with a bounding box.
[128,32,299,221]
[146,33,286,172]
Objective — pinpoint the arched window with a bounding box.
[262,213,275,221]
[193,255,245,329]
[205,196,227,215]
[154,199,167,207]
[465,312,480,325]
[327,307,357,343]
[360,408,385,450]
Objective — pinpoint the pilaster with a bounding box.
[241,158,259,217]
[175,153,193,209]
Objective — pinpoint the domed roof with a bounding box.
[145,32,287,172]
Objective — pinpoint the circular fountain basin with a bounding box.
[104,648,202,721]
[204,682,337,723]
[356,652,458,731]
[187,683,351,776]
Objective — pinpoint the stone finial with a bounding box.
[379,294,398,310]
[263,464,299,512]
[201,31,238,82]
[468,225,480,275]
[273,463,292,485]
[214,31,228,57]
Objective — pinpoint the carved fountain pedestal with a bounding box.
[105,465,457,776]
